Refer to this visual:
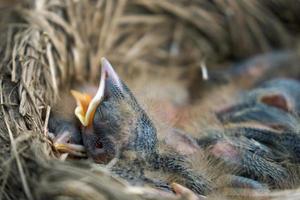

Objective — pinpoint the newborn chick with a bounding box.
[72,58,158,163]
[198,78,300,189]
[71,58,212,195]
[217,78,300,132]
[48,115,85,157]
[47,84,102,157]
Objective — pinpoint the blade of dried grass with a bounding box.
[119,15,167,25]
[65,0,87,80]
[124,31,167,62]
[43,105,51,137]
[11,40,18,82]
[93,0,115,77]
[46,42,58,96]
[105,0,127,50]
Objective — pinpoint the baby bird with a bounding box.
[71,58,158,163]
[48,114,85,157]
[198,78,300,190]
[62,58,213,195]
[217,78,300,131]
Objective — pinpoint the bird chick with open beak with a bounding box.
[70,58,212,196]
[71,58,158,164]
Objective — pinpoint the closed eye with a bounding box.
[95,138,103,149]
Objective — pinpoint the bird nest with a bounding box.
[0,0,300,199]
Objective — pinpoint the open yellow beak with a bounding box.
[71,57,121,127]
[71,90,94,126]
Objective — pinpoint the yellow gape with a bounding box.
[71,58,115,127]
[70,90,94,127]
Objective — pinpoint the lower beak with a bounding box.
[53,142,86,157]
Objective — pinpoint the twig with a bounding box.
[43,105,51,137]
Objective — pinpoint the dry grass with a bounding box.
[0,0,300,199]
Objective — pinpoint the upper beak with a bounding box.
[71,57,122,127]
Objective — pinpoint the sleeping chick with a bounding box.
[197,78,300,190]
[217,78,300,131]
[48,115,85,157]
[68,58,213,195]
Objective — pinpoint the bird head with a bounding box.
[71,58,158,163]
